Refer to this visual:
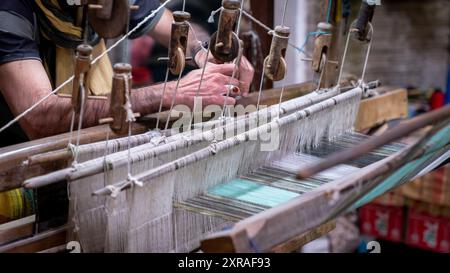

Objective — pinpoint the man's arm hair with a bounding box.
[0,60,163,139]
[147,9,209,62]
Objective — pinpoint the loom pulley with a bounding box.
[87,0,139,39]
[210,0,242,63]
[301,22,339,89]
[167,11,191,75]
[70,44,92,114]
[98,63,140,135]
[311,23,336,74]
[264,26,290,81]
[351,1,376,42]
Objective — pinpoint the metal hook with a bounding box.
[264,26,290,81]
[99,63,140,135]
[210,0,242,63]
[336,21,374,90]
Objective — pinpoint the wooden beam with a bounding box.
[355,88,408,131]
[0,226,67,253]
[200,190,332,253]
[0,215,35,245]
[249,0,274,90]
[271,220,335,253]
[0,124,148,173]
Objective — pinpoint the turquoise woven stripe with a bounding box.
[208,179,300,208]
[348,124,450,210]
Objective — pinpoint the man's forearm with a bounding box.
[131,82,171,116]
[22,94,110,139]
[148,8,209,62]
[30,83,170,139]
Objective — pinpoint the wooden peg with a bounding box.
[351,1,376,42]
[210,0,241,63]
[264,26,290,81]
[100,63,140,135]
[88,0,130,39]
[89,0,113,19]
[311,22,333,73]
[168,11,191,75]
[70,44,92,114]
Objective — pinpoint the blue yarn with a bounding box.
[293,31,330,54]
[326,0,333,23]
[445,69,450,105]
[248,238,262,253]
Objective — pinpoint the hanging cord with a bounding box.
[239,10,311,57]
[255,58,268,111]
[102,129,111,188]
[155,68,171,129]
[220,0,246,118]
[164,71,185,131]
[360,23,374,84]
[70,76,87,165]
[326,0,334,23]
[209,6,313,58]
[256,0,290,112]
[121,73,143,187]
[156,18,207,130]
[336,22,374,88]
[188,40,211,130]
[281,0,289,27]
[0,0,173,135]
[68,111,76,146]
[277,83,286,118]
[273,0,289,115]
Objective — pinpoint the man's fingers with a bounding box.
[238,57,255,96]
[218,96,236,106]
[205,63,237,76]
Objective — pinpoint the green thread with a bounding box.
[208,179,299,208]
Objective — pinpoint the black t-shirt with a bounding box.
[0,0,164,146]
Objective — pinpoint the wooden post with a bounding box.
[249,0,273,89]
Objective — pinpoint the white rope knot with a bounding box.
[67,143,77,157]
[209,141,218,155]
[150,135,167,146]
[268,30,290,40]
[365,0,380,6]
[69,144,81,169]
[72,223,80,233]
[181,134,192,143]
[105,185,122,199]
[128,174,143,188]
[328,189,341,206]
[122,74,136,123]
[359,80,378,98]
[208,7,223,23]
[147,129,163,138]
[124,99,136,123]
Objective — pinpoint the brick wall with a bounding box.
[306,0,450,90]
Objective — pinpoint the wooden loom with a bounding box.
[0,0,447,253]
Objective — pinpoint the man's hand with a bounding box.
[162,63,240,110]
[194,50,255,96]
[236,56,254,96]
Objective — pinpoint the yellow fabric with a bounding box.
[336,0,342,23]
[35,0,114,95]
[56,40,113,96]
[0,189,24,222]
[35,0,82,38]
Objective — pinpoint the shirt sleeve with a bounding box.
[0,1,40,65]
[128,0,166,39]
